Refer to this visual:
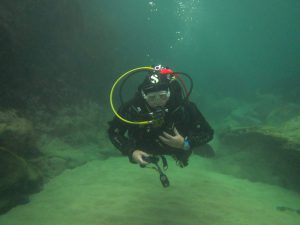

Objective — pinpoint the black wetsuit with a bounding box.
[108,96,214,167]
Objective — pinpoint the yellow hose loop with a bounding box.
[109,66,154,125]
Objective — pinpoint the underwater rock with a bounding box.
[266,103,300,125]
[220,123,300,152]
[276,206,300,216]
[0,21,14,74]
[218,122,300,193]
[219,118,300,151]
[0,110,43,214]
[38,102,108,148]
[47,157,67,177]
[0,110,38,158]
[0,147,42,215]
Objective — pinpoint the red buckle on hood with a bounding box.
[159,68,174,75]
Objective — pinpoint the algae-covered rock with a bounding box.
[30,102,114,178]
[0,147,27,192]
[36,102,109,148]
[0,147,42,214]
[0,110,43,214]
[219,117,300,152]
[265,103,300,125]
[0,110,38,157]
[217,116,300,193]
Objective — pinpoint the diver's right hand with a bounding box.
[132,150,150,165]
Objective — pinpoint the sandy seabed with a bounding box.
[0,156,299,225]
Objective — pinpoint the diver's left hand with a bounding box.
[159,127,184,149]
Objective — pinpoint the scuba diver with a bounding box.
[108,65,214,186]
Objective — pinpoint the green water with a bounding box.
[80,0,300,99]
[0,0,300,224]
